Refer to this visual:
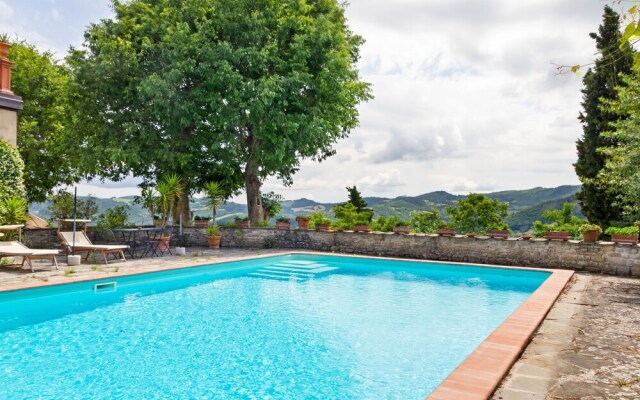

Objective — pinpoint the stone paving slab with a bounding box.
[494,272,640,400]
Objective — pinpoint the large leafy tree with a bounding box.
[574,6,634,229]
[68,0,371,223]
[445,193,509,234]
[9,40,79,203]
[599,68,640,222]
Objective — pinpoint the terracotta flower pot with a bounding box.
[208,235,221,249]
[581,230,599,243]
[315,223,331,231]
[353,224,370,233]
[194,219,210,228]
[436,227,456,237]
[610,233,638,245]
[296,217,310,230]
[545,231,570,241]
[393,226,411,235]
[236,221,250,228]
[158,235,171,250]
[275,222,291,230]
[0,42,10,58]
[520,235,532,241]
[487,229,509,239]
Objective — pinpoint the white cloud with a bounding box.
[9,0,603,203]
[0,1,13,20]
[355,169,405,192]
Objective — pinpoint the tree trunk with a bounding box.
[245,136,263,223]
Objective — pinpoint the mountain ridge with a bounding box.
[28,185,582,233]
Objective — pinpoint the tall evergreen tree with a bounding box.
[575,5,634,228]
[346,186,368,213]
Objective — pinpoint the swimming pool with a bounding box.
[0,254,551,399]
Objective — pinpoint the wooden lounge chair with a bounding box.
[58,231,128,264]
[0,241,59,272]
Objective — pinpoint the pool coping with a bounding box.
[0,250,574,399]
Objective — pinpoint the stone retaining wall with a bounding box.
[218,227,640,277]
[21,227,640,277]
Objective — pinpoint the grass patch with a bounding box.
[64,268,76,276]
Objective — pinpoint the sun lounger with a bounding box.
[58,231,128,264]
[0,241,59,272]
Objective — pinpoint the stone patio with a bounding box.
[494,273,640,399]
[1,249,639,399]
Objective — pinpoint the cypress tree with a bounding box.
[575,5,634,228]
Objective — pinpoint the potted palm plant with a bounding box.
[207,225,221,248]
[203,181,226,227]
[156,174,183,250]
[578,224,602,242]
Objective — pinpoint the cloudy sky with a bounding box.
[1,0,609,202]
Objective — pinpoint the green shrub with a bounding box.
[255,219,271,228]
[410,210,445,233]
[578,224,603,234]
[0,140,26,199]
[276,216,290,223]
[371,216,399,232]
[394,220,411,227]
[331,220,352,231]
[308,211,331,229]
[605,226,639,235]
[96,205,130,229]
[206,225,220,236]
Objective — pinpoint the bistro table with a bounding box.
[0,224,24,242]
[113,227,159,258]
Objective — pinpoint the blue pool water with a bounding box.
[0,254,549,399]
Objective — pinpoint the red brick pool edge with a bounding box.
[427,268,574,400]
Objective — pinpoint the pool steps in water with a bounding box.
[248,261,337,281]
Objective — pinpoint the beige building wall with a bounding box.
[0,108,17,145]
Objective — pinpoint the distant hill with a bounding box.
[29,185,582,233]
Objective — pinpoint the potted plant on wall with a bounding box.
[193,215,211,228]
[309,211,331,231]
[544,230,571,241]
[296,215,311,230]
[352,214,371,233]
[436,225,457,237]
[275,216,291,230]
[487,224,510,239]
[207,225,221,248]
[605,226,639,245]
[0,33,11,58]
[393,220,411,234]
[578,224,602,242]
[235,216,251,228]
